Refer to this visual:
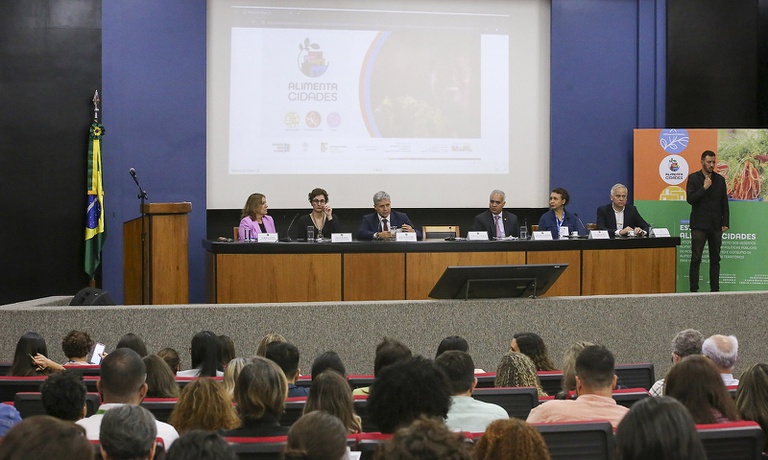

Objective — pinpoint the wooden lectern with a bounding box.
[123,202,192,305]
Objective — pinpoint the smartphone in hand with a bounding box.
[89,342,106,365]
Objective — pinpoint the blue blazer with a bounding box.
[596,203,650,236]
[356,211,422,240]
[538,209,587,239]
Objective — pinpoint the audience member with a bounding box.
[40,370,87,421]
[168,377,240,434]
[0,415,93,460]
[0,405,21,437]
[435,336,469,357]
[511,332,556,371]
[76,348,179,447]
[527,345,628,428]
[158,347,182,373]
[473,418,551,460]
[177,330,223,377]
[99,405,157,460]
[494,352,547,397]
[356,191,421,240]
[702,334,740,385]
[9,332,54,376]
[368,356,451,434]
[735,363,768,452]
[435,351,508,432]
[664,354,739,424]
[616,396,707,460]
[557,341,593,398]
[219,334,236,367]
[256,333,287,357]
[283,411,351,460]
[374,416,472,460]
[116,333,148,357]
[353,337,412,396]
[304,370,362,433]
[266,341,310,397]
[143,354,180,398]
[223,357,250,398]
[61,330,95,365]
[472,189,520,239]
[311,351,347,379]
[166,430,238,460]
[649,328,703,396]
[223,357,290,437]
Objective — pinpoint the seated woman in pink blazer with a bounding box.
[239,193,276,240]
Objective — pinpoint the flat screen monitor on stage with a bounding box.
[428,264,568,299]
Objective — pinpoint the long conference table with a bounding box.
[203,237,680,303]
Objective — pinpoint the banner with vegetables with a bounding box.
[634,129,768,292]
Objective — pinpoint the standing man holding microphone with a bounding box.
[686,150,729,292]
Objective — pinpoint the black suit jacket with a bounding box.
[356,210,422,240]
[686,170,730,230]
[472,210,519,238]
[596,204,650,236]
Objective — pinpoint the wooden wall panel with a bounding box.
[406,251,526,300]
[216,254,341,303]
[582,247,677,295]
[344,253,405,301]
[526,250,581,296]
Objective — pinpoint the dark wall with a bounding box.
[667,0,764,127]
[0,0,101,304]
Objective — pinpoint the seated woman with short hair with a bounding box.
[222,357,289,437]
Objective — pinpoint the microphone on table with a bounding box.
[573,213,587,236]
[279,213,300,242]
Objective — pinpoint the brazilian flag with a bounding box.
[84,122,106,278]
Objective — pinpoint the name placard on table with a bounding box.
[257,233,279,243]
[532,231,553,241]
[589,230,611,240]
[331,233,353,243]
[467,231,490,241]
[650,228,671,238]
[396,232,418,242]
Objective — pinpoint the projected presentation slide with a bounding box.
[227,6,510,175]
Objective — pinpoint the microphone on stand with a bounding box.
[573,213,587,237]
[279,213,300,242]
[128,167,148,200]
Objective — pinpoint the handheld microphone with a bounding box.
[129,167,136,177]
[279,213,300,242]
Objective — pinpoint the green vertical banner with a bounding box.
[634,129,768,291]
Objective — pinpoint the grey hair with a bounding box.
[490,189,506,200]
[610,184,628,196]
[672,329,704,358]
[373,191,390,205]
[100,405,157,460]
[702,335,739,370]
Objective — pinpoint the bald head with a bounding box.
[702,334,738,372]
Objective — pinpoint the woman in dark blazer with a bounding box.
[538,187,586,239]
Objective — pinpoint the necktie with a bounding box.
[495,215,503,238]
[382,218,389,232]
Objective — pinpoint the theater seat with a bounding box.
[355,433,393,460]
[226,436,288,460]
[140,398,178,423]
[614,363,655,390]
[697,421,764,460]
[531,420,615,460]
[472,387,539,420]
[14,392,101,419]
[281,397,307,427]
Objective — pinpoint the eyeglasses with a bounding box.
[311,199,327,204]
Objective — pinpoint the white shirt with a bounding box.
[176,368,224,377]
[445,395,509,433]
[76,403,179,448]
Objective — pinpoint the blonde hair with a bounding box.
[494,352,546,396]
[304,370,362,433]
[474,418,551,460]
[168,378,240,434]
[561,341,594,392]
[256,333,286,357]
[223,357,249,398]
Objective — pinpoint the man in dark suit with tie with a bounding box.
[356,191,421,240]
[596,184,650,237]
[472,190,519,239]
[686,150,729,292]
